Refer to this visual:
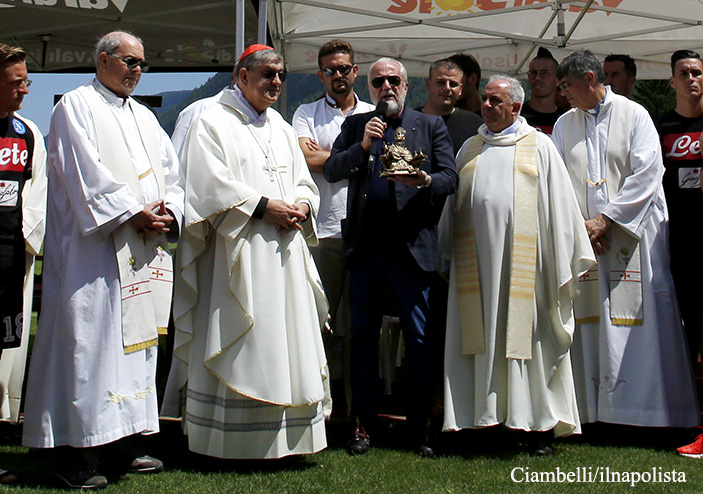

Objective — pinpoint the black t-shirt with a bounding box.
[415,107,483,155]
[0,114,35,349]
[442,108,483,155]
[521,102,567,135]
[655,109,703,248]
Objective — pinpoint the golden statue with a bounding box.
[379,127,428,177]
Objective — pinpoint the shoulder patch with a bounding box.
[12,118,26,135]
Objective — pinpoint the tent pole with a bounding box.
[258,0,268,44]
[236,0,245,60]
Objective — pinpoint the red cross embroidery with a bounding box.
[129,285,139,294]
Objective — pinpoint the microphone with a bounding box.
[374,100,389,122]
[369,101,389,164]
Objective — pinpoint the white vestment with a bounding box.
[0,114,47,422]
[552,89,700,427]
[22,79,184,448]
[442,120,595,437]
[174,88,328,459]
[170,88,226,158]
[161,88,227,418]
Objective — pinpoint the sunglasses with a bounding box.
[109,54,150,72]
[371,75,403,89]
[260,69,287,82]
[321,64,353,77]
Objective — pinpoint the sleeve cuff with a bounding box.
[252,196,269,219]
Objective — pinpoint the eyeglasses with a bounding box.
[109,53,150,72]
[259,69,287,82]
[321,64,353,77]
[556,80,574,92]
[528,69,553,79]
[371,75,403,89]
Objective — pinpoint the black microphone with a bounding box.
[374,100,389,122]
[369,101,389,164]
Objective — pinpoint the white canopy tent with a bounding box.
[268,0,703,79]
[3,0,702,78]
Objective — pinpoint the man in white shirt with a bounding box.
[22,31,184,489]
[292,40,374,414]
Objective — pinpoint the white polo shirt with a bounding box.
[293,93,374,239]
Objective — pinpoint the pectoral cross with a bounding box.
[262,157,277,182]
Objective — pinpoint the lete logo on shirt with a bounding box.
[662,132,702,160]
[0,137,29,172]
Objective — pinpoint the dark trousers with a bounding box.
[348,246,433,438]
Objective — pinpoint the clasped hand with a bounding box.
[263,199,309,233]
[130,199,174,236]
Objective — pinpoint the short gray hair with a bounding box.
[235,48,284,80]
[368,57,408,82]
[95,31,143,69]
[488,74,525,110]
[557,49,604,83]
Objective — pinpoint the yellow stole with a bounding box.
[453,129,539,360]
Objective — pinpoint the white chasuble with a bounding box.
[552,89,699,427]
[442,119,595,437]
[173,89,329,459]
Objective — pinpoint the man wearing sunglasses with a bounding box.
[22,31,184,489]
[173,45,328,460]
[0,43,47,486]
[325,57,457,457]
[292,40,374,418]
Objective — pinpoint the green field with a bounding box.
[1,419,702,493]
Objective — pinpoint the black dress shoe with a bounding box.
[529,442,555,456]
[415,442,435,458]
[346,426,371,455]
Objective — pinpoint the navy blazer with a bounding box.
[324,107,457,272]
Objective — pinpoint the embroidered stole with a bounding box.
[561,100,643,326]
[453,130,539,360]
[78,84,173,353]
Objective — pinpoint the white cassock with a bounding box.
[442,119,595,437]
[552,88,699,427]
[0,115,47,422]
[22,79,184,448]
[174,88,328,459]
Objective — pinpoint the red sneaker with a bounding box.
[677,433,703,458]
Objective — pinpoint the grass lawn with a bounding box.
[1,418,702,493]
